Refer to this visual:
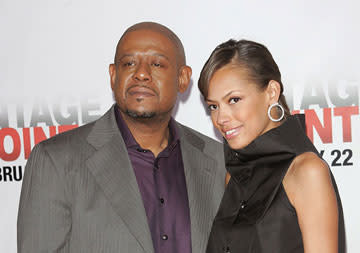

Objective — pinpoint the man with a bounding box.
[17,22,226,253]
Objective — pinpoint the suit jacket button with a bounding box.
[162,234,168,240]
[240,200,247,209]
[222,246,230,252]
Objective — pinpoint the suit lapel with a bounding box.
[179,126,218,253]
[85,108,218,253]
[86,106,154,253]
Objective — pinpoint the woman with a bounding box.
[198,39,345,253]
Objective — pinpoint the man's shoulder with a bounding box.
[42,120,95,147]
[176,122,223,154]
[38,106,115,151]
[178,123,218,143]
[177,122,226,179]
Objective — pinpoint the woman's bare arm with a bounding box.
[283,152,338,253]
[225,172,231,186]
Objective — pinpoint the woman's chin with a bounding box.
[227,140,247,150]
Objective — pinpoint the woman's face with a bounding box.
[206,65,278,150]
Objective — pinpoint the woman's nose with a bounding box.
[216,106,231,126]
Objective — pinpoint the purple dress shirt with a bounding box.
[115,106,192,253]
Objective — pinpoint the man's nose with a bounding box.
[133,62,151,82]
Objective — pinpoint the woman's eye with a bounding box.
[229,97,240,104]
[208,104,217,111]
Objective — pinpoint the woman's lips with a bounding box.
[224,127,241,139]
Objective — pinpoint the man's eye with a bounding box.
[208,104,217,111]
[229,97,240,104]
[123,61,135,67]
[152,62,161,67]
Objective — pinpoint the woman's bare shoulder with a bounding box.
[286,152,330,185]
[283,152,335,207]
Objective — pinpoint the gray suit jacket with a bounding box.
[17,105,226,253]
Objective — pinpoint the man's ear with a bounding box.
[178,66,192,93]
[109,64,116,91]
[266,80,281,104]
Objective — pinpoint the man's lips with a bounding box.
[127,86,156,97]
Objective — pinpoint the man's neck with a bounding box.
[121,111,171,157]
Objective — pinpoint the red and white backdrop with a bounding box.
[1,0,359,252]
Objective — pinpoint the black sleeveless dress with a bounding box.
[206,114,346,253]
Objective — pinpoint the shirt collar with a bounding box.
[114,104,180,150]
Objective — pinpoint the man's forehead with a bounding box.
[119,28,177,50]
[122,22,176,38]
[121,29,171,43]
[116,30,177,58]
[114,22,185,65]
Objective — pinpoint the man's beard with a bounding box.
[125,109,156,119]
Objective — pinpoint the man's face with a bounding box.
[109,29,186,120]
